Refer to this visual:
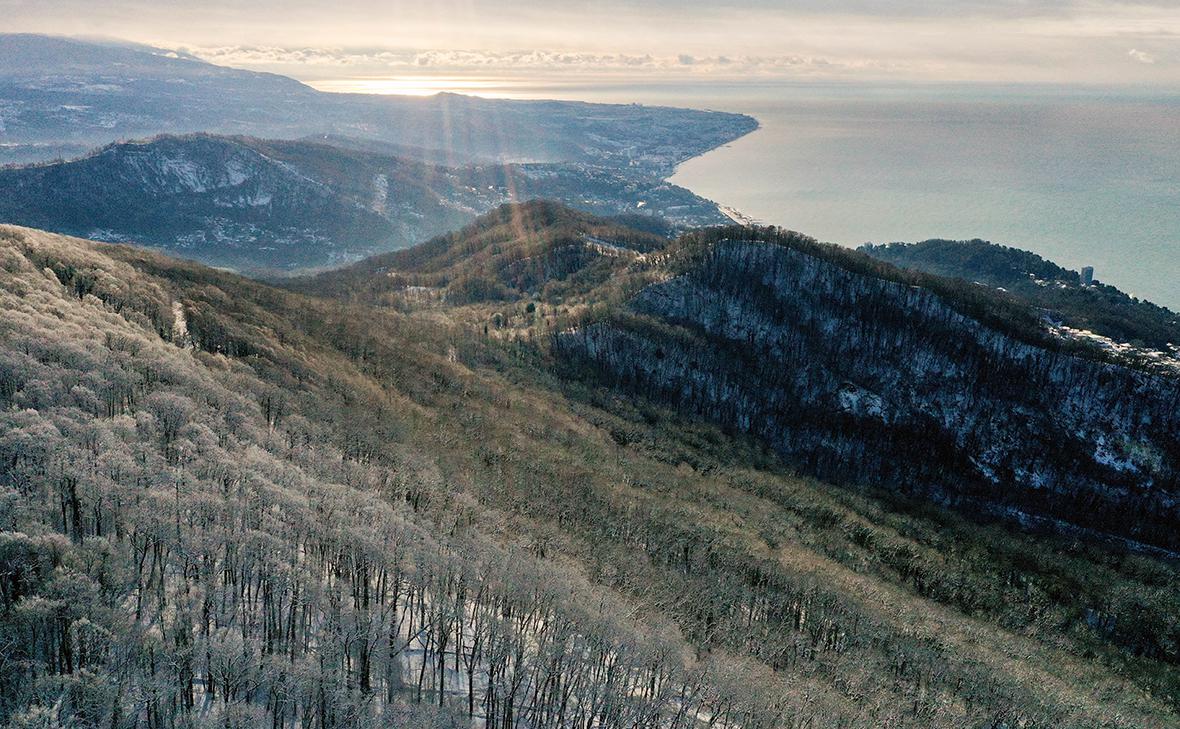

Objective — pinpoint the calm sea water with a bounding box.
[667,85,1180,310]
[321,78,1180,308]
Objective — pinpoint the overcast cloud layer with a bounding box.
[2,0,1178,84]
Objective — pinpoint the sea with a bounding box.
[313,78,1180,309]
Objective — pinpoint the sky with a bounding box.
[2,0,1179,87]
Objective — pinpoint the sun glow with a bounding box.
[304,75,536,98]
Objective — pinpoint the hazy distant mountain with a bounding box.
[0,135,436,271]
[0,34,757,168]
[0,34,750,272]
[0,134,730,272]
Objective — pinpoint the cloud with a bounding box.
[13,0,1177,85]
[187,45,881,78]
[1127,48,1156,64]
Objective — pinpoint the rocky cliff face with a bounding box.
[557,239,1180,551]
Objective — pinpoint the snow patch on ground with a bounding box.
[372,173,389,215]
[835,382,885,420]
[223,156,251,187]
[86,229,133,242]
[157,156,210,192]
[581,234,647,261]
[171,301,190,347]
[1092,435,1139,473]
[214,190,273,208]
[1047,320,1180,373]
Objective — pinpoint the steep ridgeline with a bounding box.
[863,239,1180,352]
[557,230,1180,552]
[0,135,727,273]
[0,34,756,169]
[298,201,667,304]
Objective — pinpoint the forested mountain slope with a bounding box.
[296,201,668,305]
[557,227,1180,553]
[1,220,1178,728]
[0,225,785,728]
[301,209,1180,554]
[0,136,726,273]
[862,239,1180,352]
[0,35,756,170]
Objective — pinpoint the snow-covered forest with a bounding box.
[1,217,1177,728]
[0,227,785,727]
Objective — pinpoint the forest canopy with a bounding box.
[0,221,1177,728]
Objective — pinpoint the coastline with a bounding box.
[719,204,758,226]
[668,115,762,227]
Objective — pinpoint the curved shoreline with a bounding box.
[668,114,763,226]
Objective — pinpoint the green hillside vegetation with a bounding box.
[1,217,1177,727]
[295,201,668,306]
[863,239,1180,351]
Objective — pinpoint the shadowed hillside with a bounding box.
[0,136,729,273]
[558,229,1180,554]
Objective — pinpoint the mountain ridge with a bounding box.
[863,238,1180,352]
[0,135,730,273]
[0,34,758,170]
[294,200,668,304]
[556,230,1180,552]
[1,219,1178,727]
[295,205,1180,551]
